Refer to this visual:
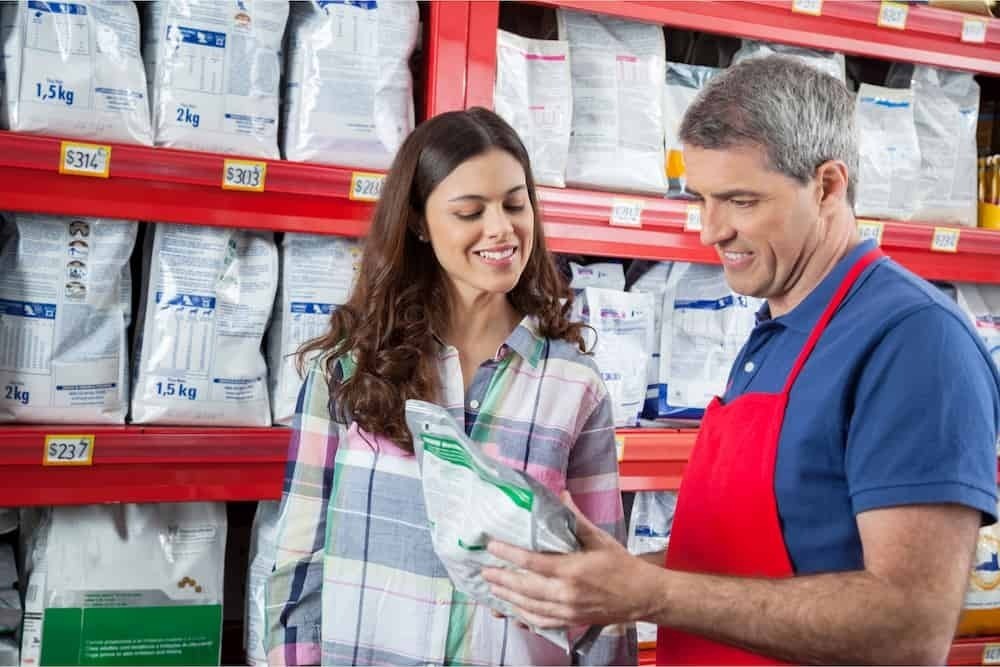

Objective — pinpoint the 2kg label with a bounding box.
[3,383,29,405]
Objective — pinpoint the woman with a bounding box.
[265,108,636,666]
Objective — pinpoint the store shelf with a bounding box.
[528,0,1000,76]
[638,636,1000,665]
[616,428,695,492]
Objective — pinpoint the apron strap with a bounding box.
[781,247,885,395]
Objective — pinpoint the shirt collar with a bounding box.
[435,314,546,367]
[760,240,880,334]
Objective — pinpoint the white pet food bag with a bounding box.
[494,29,572,188]
[886,64,979,227]
[0,214,135,424]
[627,261,673,419]
[29,503,226,666]
[267,233,361,425]
[955,283,1000,369]
[658,263,759,423]
[3,0,152,144]
[663,63,719,198]
[854,84,922,221]
[244,500,279,667]
[282,0,418,170]
[557,9,666,194]
[731,40,846,83]
[132,223,277,426]
[568,261,626,292]
[143,0,288,158]
[579,287,654,427]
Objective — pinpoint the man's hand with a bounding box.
[482,491,662,629]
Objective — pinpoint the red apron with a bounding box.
[656,248,883,665]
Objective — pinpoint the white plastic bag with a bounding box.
[494,29,572,188]
[568,261,625,292]
[27,503,226,666]
[659,263,759,422]
[627,261,673,419]
[579,287,655,427]
[557,9,666,194]
[663,63,719,198]
[955,283,1000,369]
[0,214,135,424]
[132,223,277,426]
[2,0,152,145]
[282,0,418,170]
[244,500,279,667]
[886,64,979,227]
[854,84,922,221]
[267,233,360,425]
[143,0,288,158]
[732,40,846,83]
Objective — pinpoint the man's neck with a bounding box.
[768,212,860,318]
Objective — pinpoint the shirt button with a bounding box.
[744,361,756,373]
[469,399,480,410]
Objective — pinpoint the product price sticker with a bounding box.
[59,141,111,178]
[610,198,644,228]
[877,1,908,30]
[930,227,960,253]
[222,160,267,192]
[615,434,626,463]
[791,0,823,16]
[961,17,987,43]
[349,172,385,202]
[43,434,95,466]
[856,220,884,246]
[984,644,1000,665]
[684,205,703,232]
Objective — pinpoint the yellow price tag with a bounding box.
[59,141,111,178]
[791,0,823,16]
[615,434,626,463]
[961,17,988,43]
[349,171,385,202]
[44,434,95,466]
[877,1,908,30]
[930,227,960,253]
[222,159,267,192]
[984,644,1000,665]
[856,220,884,246]
[610,198,643,228]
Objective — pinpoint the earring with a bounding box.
[417,234,428,242]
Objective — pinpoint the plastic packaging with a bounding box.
[568,261,626,292]
[143,0,288,158]
[1,0,152,145]
[658,263,759,422]
[663,63,720,198]
[494,29,572,188]
[267,233,360,425]
[556,9,666,194]
[855,84,922,221]
[627,261,673,419]
[0,214,135,424]
[282,0,418,170]
[732,40,846,83]
[244,501,279,667]
[132,223,277,426]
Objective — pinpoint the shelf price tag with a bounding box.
[59,141,111,178]
[43,434,95,466]
[984,644,1000,666]
[931,226,960,253]
[856,220,884,246]
[684,204,703,232]
[791,0,823,16]
[877,1,908,30]
[222,159,267,192]
[961,17,988,43]
[349,171,385,202]
[615,434,626,463]
[610,197,643,228]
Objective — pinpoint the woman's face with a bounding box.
[423,148,534,302]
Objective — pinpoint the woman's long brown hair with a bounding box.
[297,107,585,449]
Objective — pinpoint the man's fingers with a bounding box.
[486,540,563,577]
[489,587,572,629]
[481,564,560,602]
[560,490,608,550]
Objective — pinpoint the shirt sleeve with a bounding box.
[846,304,999,523]
[265,360,342,665]
[566,390,638,666]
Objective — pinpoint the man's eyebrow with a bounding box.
[448,185,526,202]
[711,189,764,199]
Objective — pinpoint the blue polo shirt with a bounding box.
[723,240,1000,575]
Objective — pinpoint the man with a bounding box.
[482,56,1000,665]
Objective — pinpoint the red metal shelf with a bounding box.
[639,636,1000,665]
[616,428,694,492]
[528,0,1000,76]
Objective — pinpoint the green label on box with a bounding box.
[40,604,222,666]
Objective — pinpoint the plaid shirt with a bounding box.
[265,317,637,666]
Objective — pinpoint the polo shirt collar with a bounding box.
[760,240,879,334]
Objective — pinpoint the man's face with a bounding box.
[684,144,821,300]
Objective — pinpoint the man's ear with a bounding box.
[816,160,850,211]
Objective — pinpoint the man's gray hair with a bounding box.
[679,55,858,205]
